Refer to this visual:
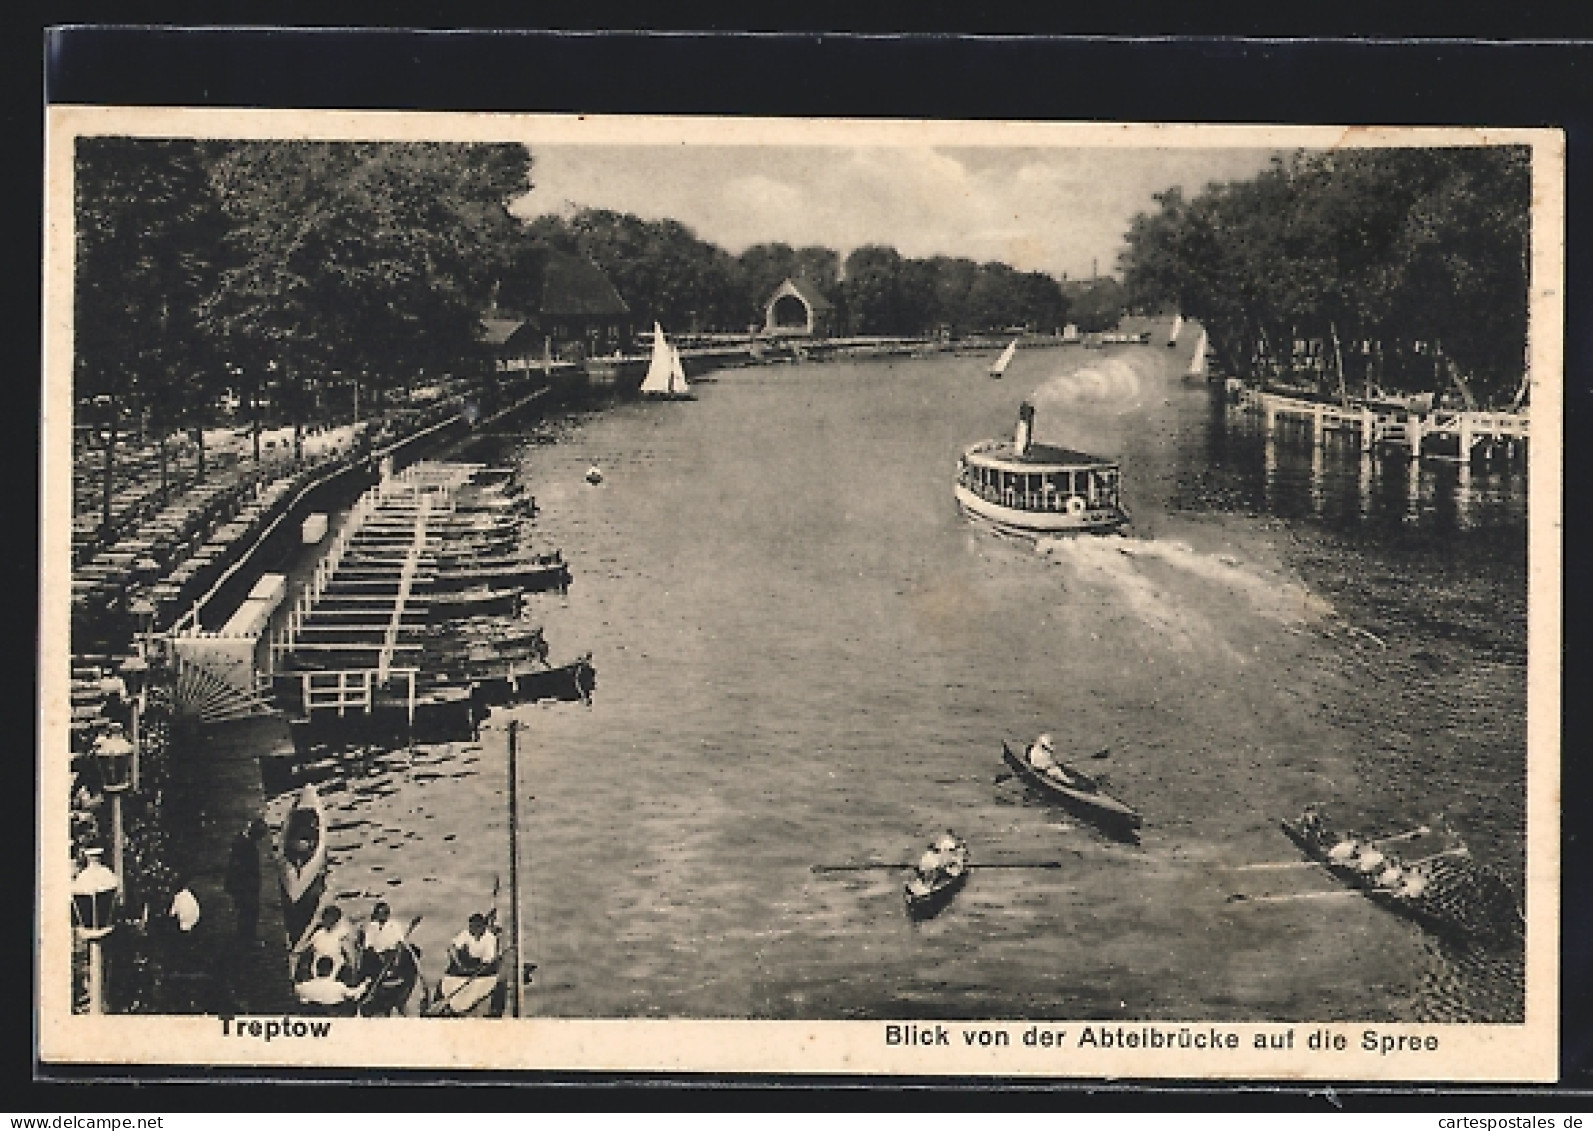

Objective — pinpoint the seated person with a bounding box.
[916,845,944,880]
[447,914,500,977]
[359,901,408,978]
[1028,734,1061,776]
[306,906,359,982]
[295,955,370,1011]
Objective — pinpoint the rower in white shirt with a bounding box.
[447,914,499,977]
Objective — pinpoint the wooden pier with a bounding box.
[266,461,486,724]
[1241,388,1528,461]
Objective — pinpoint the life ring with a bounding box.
[1066,496,1086,516]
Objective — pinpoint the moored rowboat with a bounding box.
[278,785,329,948]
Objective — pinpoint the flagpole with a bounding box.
[506,717,522,1019]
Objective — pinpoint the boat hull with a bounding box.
[1001,741,1141,840]
[357,944,423,1017]
[278,785,329,947]
[905,857,970,920]
[955,484,1126,536]
[425,588,522,622]
[430,561,570,594]
[1278,817,1522,943]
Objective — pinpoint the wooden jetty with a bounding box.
[261,460,591,746]
[1240,388,1528,462]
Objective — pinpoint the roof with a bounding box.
[477,317,525,346]
[772,277,833,312]
[965,440,1117,471]
[497,247,631,321]
[538,249,631,318]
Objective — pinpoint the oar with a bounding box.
[1371,825,1432,848]
[995,748,1111,785]
[428,880,502,1015]
[356,914,423,1013]
[812,861,1065,873]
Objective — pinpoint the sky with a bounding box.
[509,145,1285,282]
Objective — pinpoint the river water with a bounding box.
[308,344,1528,1023]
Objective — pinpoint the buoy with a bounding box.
[585,466,603,485]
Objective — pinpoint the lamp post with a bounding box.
[72,847,118,1014]
[119,655,149,792]
[92,726,134,901]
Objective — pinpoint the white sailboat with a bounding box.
[1187,325,1210,379]
[989,338,1018,379]
[640,322,694,399]
[668,345,693,398]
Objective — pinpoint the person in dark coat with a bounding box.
[225,819,269,945]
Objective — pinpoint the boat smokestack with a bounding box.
[1015,401,1035,456]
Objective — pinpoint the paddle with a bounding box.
[355,914,423,1013]
[994,747,1111,785]
[812,861,1065,873]
[427,879,502,1016]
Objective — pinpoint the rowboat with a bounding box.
[424,586,522,622]
[430,555,570,594]
[278,785,329,948]
[1279,810,1523,942]
[904,835,970,920]
[1001,739,1141,840]
[469,653,596,707]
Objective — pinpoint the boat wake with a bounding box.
[1034,534,1335,657]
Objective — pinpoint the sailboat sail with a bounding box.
[989,339,1018,378]
[640,323,673,395]
[669,346,691,396]
[1188,326,1209,377]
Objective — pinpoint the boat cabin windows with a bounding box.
[961,458,1120,513]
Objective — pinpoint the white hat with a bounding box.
[1036,733,1055,750]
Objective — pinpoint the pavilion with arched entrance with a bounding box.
[764,278,835,337]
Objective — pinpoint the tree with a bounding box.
[75,138,227,523]
[840,245,906,334]
[205,141,533,451]
[1117,147,1530,399]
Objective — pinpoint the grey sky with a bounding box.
[511,145,1284,281]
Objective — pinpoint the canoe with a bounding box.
[427,926,505,1018]
[278,785,329,948]
[1279,813,1523,942]
[904,836,970,920]
[1001,740,1141,840]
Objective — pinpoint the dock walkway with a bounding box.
[162,714,297,1015]
[1240,388,1528,460]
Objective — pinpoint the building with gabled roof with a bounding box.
[764,278,835,337]
[482,247,632,364]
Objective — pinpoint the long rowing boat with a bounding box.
[1001,739,1141,841]
[1279,811,1523,942]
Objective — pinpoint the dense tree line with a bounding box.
[1118,147,1531,405]
[75,137,1073,489]
[520,209,1069,338]
[75,138,533,466]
